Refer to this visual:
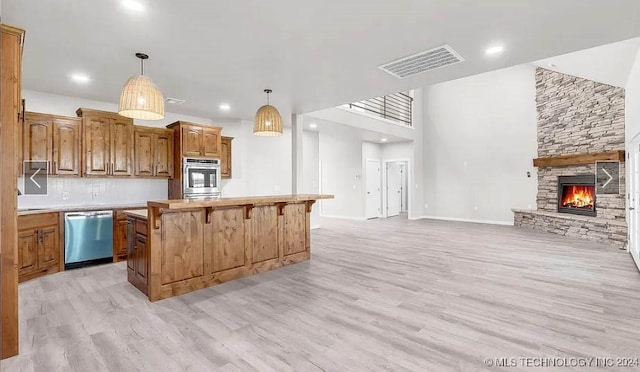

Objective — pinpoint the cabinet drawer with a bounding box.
[136,219,148,236]
[18,212,59,230]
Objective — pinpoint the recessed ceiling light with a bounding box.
[70,73,91,84]
[485,45,505,55]
[380,138,388,142]
[309,123,317,129]
[122,0,144,12]
[219,103,231,111]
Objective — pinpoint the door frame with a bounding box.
[365,158,382,219]
[627,134,640,271]
[382,159,411,218]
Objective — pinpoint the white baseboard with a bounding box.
[319,214,368,221]
[416,215,514,226]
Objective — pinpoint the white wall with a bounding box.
[422,65,538,224]
[301,131,321,226]
[19,90,293,208]
[318,128,364,219]
[626,48,640,142]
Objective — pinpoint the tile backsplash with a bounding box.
[18,177,168,209]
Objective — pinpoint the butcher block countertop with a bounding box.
[147,194,334,210]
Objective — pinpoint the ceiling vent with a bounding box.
[378,45,464,79]
[165,97,186,105]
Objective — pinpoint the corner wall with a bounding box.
[422,65,538,224]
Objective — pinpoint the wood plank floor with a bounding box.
[2,217,640,372]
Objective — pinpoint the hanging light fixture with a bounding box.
[254,89,283,136]
[119,52,165,120]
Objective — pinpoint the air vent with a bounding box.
[378,45,464,79]
[165,97,186,105]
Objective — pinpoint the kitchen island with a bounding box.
[123,194,332,301]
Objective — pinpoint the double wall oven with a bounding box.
[183,157,221,198]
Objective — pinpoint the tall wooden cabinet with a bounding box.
[22,112,81,176]
[134,128,174,178]
[1,23,25,360]
[77,108,134,177]
[166,121,223,199]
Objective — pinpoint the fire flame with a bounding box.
[561,185,594,209]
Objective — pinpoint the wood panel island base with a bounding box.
[124,195,332,301]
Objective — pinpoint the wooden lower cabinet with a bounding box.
[113,211,129,262]
[127,215,149,295]
[17,212,60,283]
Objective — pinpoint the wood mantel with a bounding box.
[532,150,625,168]
[128,194,333,301]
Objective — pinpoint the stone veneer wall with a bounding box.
[514,68,627,248]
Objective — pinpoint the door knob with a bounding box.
[630,207,635,211]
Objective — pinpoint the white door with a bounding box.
[630,140,640,270]
[400,163,408,212]
[365,160,381,219]
[387,162,402,217]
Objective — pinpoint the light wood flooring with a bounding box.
[2,217,640,372]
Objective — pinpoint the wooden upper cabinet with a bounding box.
[134,127,174,178]
[169,122,222,158]
[77,108,133,177]
[83,115,111,176]
[23,114,53,173]
[154,131,174,178]
[52,118,81,175]
[23,113,81,176]
[134,130,154,177]
[203,127,221,157]
[110,119,133,176]
[182,126,203,157]
[221,136,233,179]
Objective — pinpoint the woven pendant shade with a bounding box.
[118,53,165,120]
[254,89,283,136]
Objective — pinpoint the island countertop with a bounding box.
[147,194,334,209]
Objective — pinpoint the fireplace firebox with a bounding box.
[557,175,596,217]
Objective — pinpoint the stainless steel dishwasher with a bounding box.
[64,210,114,269]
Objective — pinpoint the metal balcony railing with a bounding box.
[344,91,413,126]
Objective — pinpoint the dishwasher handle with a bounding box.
[65,211,113,219]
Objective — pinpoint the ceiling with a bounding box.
[4,0,640,121]
[304,118,409,144]
[535,37,640,88]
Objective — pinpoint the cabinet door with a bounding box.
[135,233,148,284]
[23,116,53,173]
[53,118,81,175]
[181,126,203,157]
[84,116,111,176]
[221,137,232,178]
[114,215,129,262]
[203,128,220,157]
[18,230,37,275]
[127,219,135,271]
[111,119,133,176]
[154,132,174,178]
[134,131,154,177]
[38,226,59,269]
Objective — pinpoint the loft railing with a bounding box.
[344,91,413,126]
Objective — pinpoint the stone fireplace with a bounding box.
[513,68,627,249]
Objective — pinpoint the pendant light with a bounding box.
[119,52,165,120]
[254,89,283,136]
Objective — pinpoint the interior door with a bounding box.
[630,141,640,270]
[365,160,381,219]
[387,162,402,217]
